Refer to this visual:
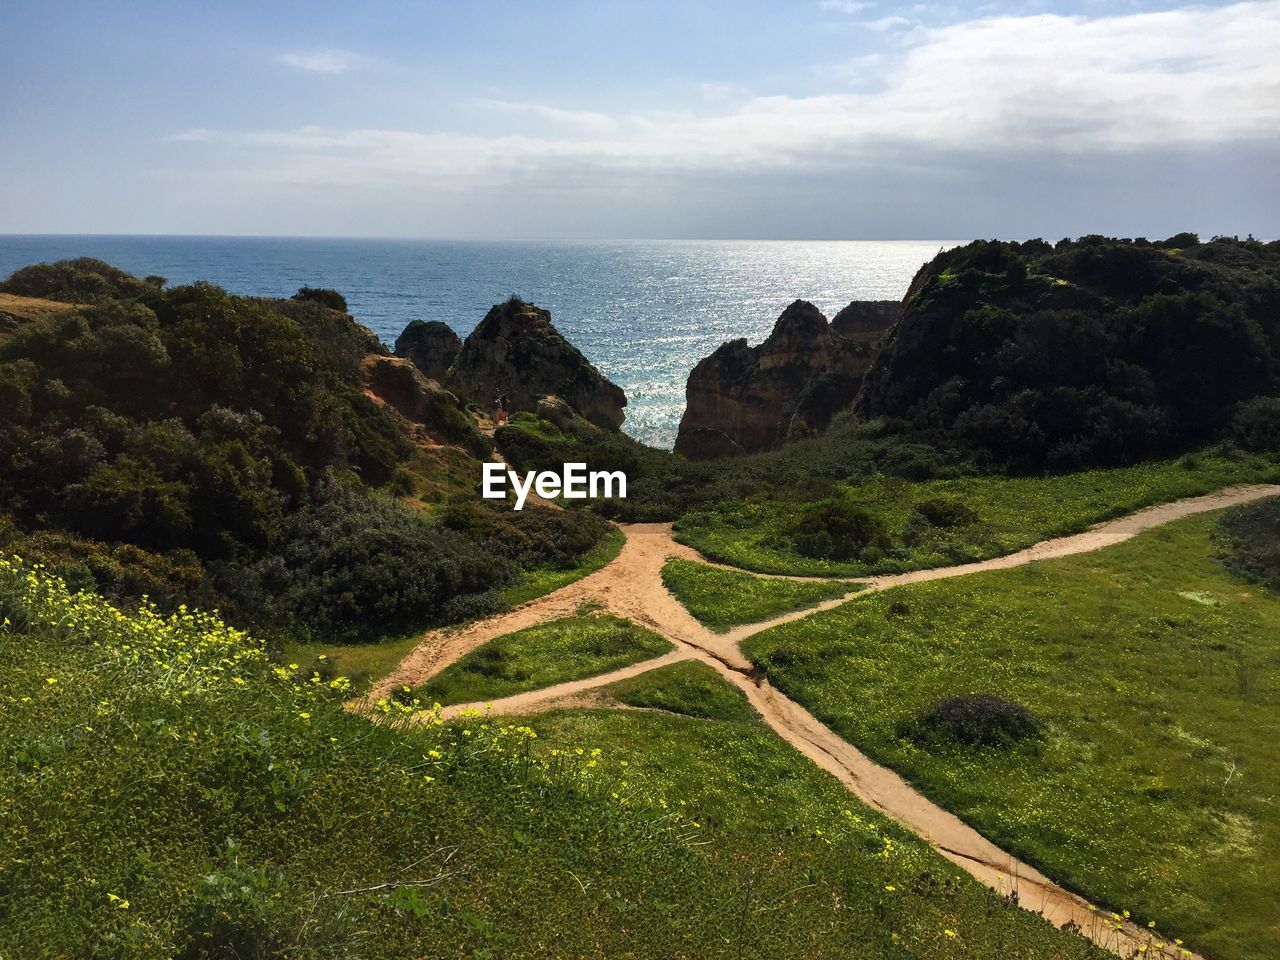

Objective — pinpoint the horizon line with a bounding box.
[0,232,979,243]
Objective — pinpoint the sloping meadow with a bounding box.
[0,557,1106,959]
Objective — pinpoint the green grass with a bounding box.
[661,557,852,632]
[280,630,422,693]
[675,452,1280,576]
[603,660,759,722]
[498,528,625,608]
[744,511,1280,960]
[415,610,672,706]
[525,706,1109,959]
[0,556,1108,959]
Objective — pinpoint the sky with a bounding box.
[1,0,1277,239]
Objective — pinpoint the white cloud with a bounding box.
[278,49,361,74]
[473,99,619,134]
[168,128,217,143]
[698,81,753,103]
[864,15,916,30]
[181,3,1280,188]
[819,0,874,12]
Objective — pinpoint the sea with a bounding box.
[0,237,961,449]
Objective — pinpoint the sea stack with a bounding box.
[447,297,627,430]
[674,298,895,459]
[395,319,463,383]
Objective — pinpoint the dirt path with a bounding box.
[369,482,1280,958]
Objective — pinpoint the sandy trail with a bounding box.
[369,482,1280,958]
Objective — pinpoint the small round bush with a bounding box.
[791,499,887,561]
[912,496,978,528]
[291,286,348,312]
[911,694,1040,747]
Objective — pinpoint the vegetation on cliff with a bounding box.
[0,261,611,643]
[860,234,1280,471]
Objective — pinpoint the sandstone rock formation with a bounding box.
[831,300,898,342]
[395,320,462,383]
[447,297,626,431]
[361,355,490,457]
[674,298,896,460]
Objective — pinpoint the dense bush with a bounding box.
[790,499,888,562]
[291,286,349,313]
[0,514,219,611]
[859,235,1280,471]
[0,256,159,302]
[440,498,613,570]
[1218,497,1280,593]
[1232,396,1280,452]
[0,261,618,643]
[216,480,512,642]
[0,283,410,559]
[909,694,1041,748]
[913,496,978,528]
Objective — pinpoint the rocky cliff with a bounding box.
[361,355,490,457]
[831,300,898,342]
[445,297,627,431]
[395,319,462,383]
[674,299,895,460]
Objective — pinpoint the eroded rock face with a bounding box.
[361,355,489,457]
[674,299,894,459]
[395,320,462,383]
[831,300,898,342]
[448,298,626,430]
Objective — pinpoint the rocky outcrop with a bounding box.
[831,300,898,342]
[447,297,626,431]
[674,299,887,460]
[395,320,462,383]
[361,355,490,457]
[535,395,603,438]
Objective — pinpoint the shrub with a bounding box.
[291,286,348,312]
[791,500,888,561]
[913,496,978,527]
[1232,396,1280,452]
[0,257,155,302]
[440,498,612,570]
[1218,497,1280,593]
[910,694,1041,747]
[216,479,513,643]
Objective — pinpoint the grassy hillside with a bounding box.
[0,557,1109,959]
[743,509,1280,960]
[675,452,1280,576]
